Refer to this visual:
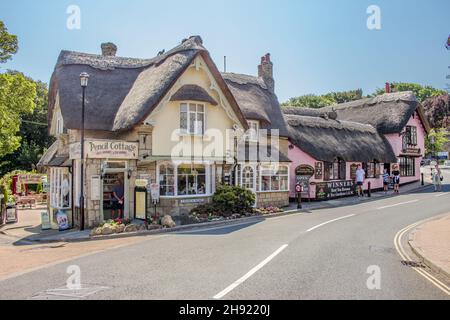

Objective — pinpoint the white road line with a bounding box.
[394,222,450,296]
[213,244,288,299]
[306,214,355,232]
[435,192,448,197]
[377,200,418,210]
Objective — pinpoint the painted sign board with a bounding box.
[316,180,356,200]
[150,183,160,204]
[56,210,70,231]
[41,211,51,230]
[91,175,101,201]
[70,140,139,160]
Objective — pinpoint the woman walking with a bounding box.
[432,164,443,192]
[392,165,401,194]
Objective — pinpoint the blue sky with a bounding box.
[2,0,449,102]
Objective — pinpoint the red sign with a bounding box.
[295,184,302,193]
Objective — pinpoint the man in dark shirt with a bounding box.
[111,178,124,219]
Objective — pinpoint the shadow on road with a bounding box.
[173,219,264,236]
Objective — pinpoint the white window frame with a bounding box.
[259,164,289,192]
[236,164,257,192]
[247,120,259,142]
[55,110,65,135]
[157,161,211,198]
[180,102,206,136]
[49,167,72,209]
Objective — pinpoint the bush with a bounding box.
[190,185,255,218]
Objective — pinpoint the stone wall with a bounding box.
[256,191,289,208]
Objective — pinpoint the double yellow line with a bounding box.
[394,220,450,296]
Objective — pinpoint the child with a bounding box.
[382,169,389,194]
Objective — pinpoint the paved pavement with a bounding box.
[408,213,450,278]
[0,175,449,299]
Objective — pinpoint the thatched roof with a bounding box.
[48,36,248,132]
[286,114,397,163]
[283,92,430,134]
[170,84,217,105]
[222,72,289,137]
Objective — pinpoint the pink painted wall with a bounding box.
[288,112,427,199]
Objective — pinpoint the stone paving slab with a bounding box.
[408,213,450,278]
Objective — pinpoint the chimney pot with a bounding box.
[101,42,117,56]
[385,82,391,93]
[258,53,274,92]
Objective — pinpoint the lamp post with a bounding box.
[79,72,89,230]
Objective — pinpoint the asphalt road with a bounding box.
[1,171,450,300]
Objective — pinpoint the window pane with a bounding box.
[261,176,270,191]
[180,103,187,112]
[196,113,204,135]
[189,104,196,112]
[180,111,187,131]
[280,176,288,191]
[271,176,280,191]
[197,104,204,112]
[189,113,196,133]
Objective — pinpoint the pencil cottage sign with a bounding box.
[70,140,139,160]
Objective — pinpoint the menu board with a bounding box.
[315,162,323,179]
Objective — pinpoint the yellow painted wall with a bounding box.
[147,57,242,158]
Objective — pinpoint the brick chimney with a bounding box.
[101,42,117,56]
[258,53,274,92]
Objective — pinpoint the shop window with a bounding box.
[260,165,289,192]
[364,162,376,178]
[180,103,205,135]
[50,167,71,209]
[239,165,255,190]
[324,159,346,180]
[399,157,415,177]
[159,163,175,196]
[177,164,206,195]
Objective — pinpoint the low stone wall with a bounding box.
[153,197,212,218]
[256,191,289,208]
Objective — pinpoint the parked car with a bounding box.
[444,160,450,167]
[420,159,432,166]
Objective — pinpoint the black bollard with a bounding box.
[367,181,371,197]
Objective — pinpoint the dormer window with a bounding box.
[247,120,259,141]
[55,109,66,135]
[180,103,205,135]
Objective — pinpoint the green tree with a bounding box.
[425,128,449,154]
[373,82,445,102]
[282,89,363,108]
[0,76,52,175]
[0,21,18,64]
[0,72,37,158]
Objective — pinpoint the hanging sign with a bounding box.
[315,162,323,179]
[70,140,139,160]
[295,165,314,176]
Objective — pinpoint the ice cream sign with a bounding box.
[70,140,139,159]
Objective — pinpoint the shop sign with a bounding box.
[295,165,314,176]
[91,176,101,201]
[402,147,421,155]
[180,198,206,204]
[70,140,138,160]
[41,211,51,230]
[56,210,70,231]
[316,180,356,200]
[150,183,160,204]
[17,174,46,184]
[437,152,449,160]
[314,162,323,179]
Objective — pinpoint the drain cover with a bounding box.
[30,285,109,300]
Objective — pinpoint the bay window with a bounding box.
[49,167,71,209]
[157,162,209,197]
[180,103,205,135]
[260,165,289,192]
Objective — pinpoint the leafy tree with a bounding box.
[425,128,449,154]
[422,93,450,130]
[282,89,363,108]
[0,72,37,158]
[0,21,18,64]
[0,76,53,175]
[373,82,445,102]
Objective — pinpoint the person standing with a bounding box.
[392,165,401,194]
[382,169,390,194]
[432,164,443,192]
[111,177,125,220]
[355,164,366,197]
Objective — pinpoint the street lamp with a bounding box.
[79,72,89,230]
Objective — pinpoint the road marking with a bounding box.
[306,214,355,232]
[213,244,288,299]
[377,200,418,210]
[394,221,450,296]
[435,192,448,197]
